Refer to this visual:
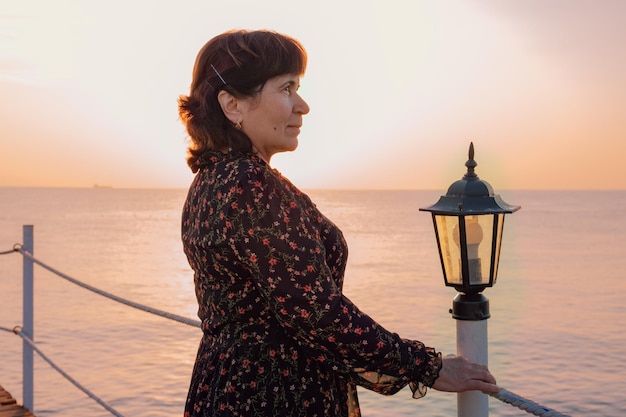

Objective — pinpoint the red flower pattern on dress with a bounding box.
[182,151,441,417]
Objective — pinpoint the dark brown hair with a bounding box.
[178,29,308,171]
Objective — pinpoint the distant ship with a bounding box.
[93,184,113,188]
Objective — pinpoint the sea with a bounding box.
[0,187,624,417]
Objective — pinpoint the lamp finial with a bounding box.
[464,142,477,178]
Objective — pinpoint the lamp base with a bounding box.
[450,293,490,320]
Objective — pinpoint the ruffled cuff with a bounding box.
[351,346,443,399]
[409,348,442,399]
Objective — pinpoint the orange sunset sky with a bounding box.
[1,0,624,190]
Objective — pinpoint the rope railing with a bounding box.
[12,244,202,329]
[0,325,125,417]
[0,244,20,255]
[1,243,575,416]
[490,388,572,417]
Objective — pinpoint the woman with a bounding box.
[179,29,498,417]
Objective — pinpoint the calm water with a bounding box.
[0,188,624,416]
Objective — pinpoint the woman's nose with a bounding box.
[295,93,310,115]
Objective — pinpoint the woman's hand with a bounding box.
[432,355,499,394]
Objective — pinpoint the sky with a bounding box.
[1,0,624,190]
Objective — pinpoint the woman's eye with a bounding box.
[283,82,299,95]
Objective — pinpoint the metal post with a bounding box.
[22,225,34,411]
[451,293,490,417]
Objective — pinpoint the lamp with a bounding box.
[420,142,520,296]
[420,142,520,417]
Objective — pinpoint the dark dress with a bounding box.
[182,151,441,417]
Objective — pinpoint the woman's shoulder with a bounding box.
[193,151,278,193]
[193,150,314,205]
[193,151,263,180]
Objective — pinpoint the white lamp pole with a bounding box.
[453,293,490,417]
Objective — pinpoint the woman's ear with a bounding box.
[217,90,241,126]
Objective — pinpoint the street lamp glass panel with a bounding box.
[435,214,504,290]
[469,215,494,286]
[492,213,505,285]
[434,215,462,285]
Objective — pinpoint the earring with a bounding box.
[234,121,242,130]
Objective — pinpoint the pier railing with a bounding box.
[1,225,573,417]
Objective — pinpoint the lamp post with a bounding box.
[420,142,520,417]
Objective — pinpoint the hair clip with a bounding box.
[211,64,227,85]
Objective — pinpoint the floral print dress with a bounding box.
[182,151,442,417]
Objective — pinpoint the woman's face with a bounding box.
[239,73,309,163]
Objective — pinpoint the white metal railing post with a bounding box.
[22,225,34,411]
